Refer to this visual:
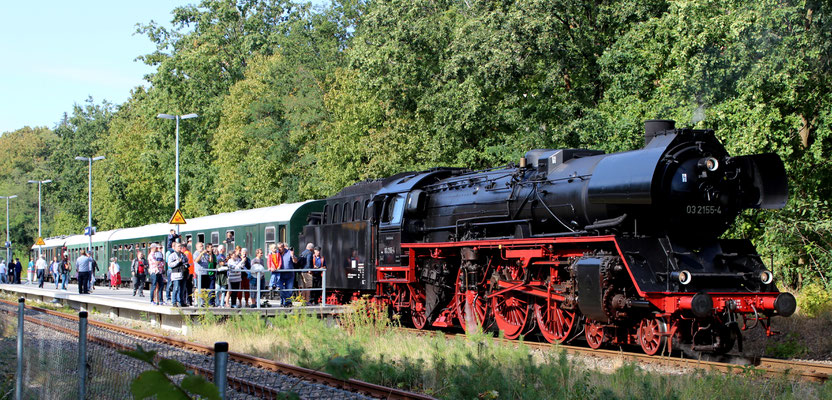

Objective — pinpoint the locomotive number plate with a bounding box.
[686,205,722,215]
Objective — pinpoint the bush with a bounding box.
[765,333,809,359]
[797,282,832,318]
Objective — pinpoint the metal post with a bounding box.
[175,116,180,236]
[197,269,201,307]
[321,270,326,307]
[78,311,88,400]
[214,342,228,400]
[16,297,23,400]
[256,273,261,309]
[87,158,92,254]
[37,183,41,258]
[5,197,10,268]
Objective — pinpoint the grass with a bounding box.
[184,300,832,399]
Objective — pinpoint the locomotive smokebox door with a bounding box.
[575,257,609,323]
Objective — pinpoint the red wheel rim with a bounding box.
[585,320,605,349]
[410,286,427,329]
[455,270,486,332]
[492,293,530,340]
[534,301,576,344]
[638,318,667,355]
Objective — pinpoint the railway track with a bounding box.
[398,327,832,383]
[0,299,433,400]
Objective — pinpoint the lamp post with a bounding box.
[0,195,17,265]
[27,179,52,257]
[157,113,198,234]
[74,156,105,253]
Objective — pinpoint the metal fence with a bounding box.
[1,298,231,400]
[190,268,328,309]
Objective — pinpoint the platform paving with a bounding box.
[0,282,349,333]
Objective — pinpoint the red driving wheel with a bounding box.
[454,269,487,332]
[534,300,576,344]
[638,317,668,356]
[585,319,606,349]
[410,285,428,329]
[492,292,530,340]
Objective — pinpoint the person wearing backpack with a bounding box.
[59,254,70,290]
[131,251,147,297]
[167,242,187,307]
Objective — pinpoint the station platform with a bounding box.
[0,283,350,333]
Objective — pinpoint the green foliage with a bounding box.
[120,344,220,400]
[765,332,810,359]
[1,0,832,287]
[796,282,832,318]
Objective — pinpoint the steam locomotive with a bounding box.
[302,120,796,355]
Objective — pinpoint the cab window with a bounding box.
[381,194,405,225]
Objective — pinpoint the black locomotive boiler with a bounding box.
[302,120,796,355]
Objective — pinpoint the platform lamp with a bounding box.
[0,195,17,265]
[74,156,105,254]
[157,112,198,235]
[27,179,52,257]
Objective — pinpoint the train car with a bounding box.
[64,229,118,284]
[179,200,324,272]
[29,236,69,282]
[302,120,797,356]
[106,223,168,285]
[96,200,324,287]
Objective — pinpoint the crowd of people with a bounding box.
[118,230,327,308]
[0,255,72,289]
[1,229,328,309]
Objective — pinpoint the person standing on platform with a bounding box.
[167,242,186,307]
[226,248,243,308]
[59,254,69,290]
[27,258,35,284]
[267,244,281,301]
[50,256,60,289]
[0,259,6,284]
[215,245,228,307]
[76,250,92,294]
[206,243,217,306]
[89,255,99,293]
[250,248,266,306]
[14,258,23,284]
[298,243,314,303]
[148,243,165,305]
[109,258,121,290]
[193,242,212,307]
[131,250,147,296]
[36,255,47,288]
[277,243,295,307]
[182,243,194,306]
[239,247,251,307]
[312,247,326,304]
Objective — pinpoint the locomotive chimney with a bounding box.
[644,120,675,146]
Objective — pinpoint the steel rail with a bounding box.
[0,299,434,400]
[397,327,831,382]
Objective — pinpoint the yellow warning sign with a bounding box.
[169,209,187,225]
[35,237,45,246]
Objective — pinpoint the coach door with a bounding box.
[377,194,405,267]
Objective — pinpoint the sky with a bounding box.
[0,1,194,133]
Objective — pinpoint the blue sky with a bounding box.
[0,1,195,133]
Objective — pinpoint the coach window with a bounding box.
[211,232,219,246]
[322,205,329,224]
[343,202,351,222]
[197,233,205,246]
[265,227,276,250]
[278,225,286,243]
[225,230,235,249]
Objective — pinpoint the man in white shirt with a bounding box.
[0,260,6,284]
[36,255,48,288]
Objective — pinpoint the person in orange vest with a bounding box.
[267,243,281,301]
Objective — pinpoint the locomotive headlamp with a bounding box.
[671,270,692,285]
[698,156,720,172]
[759,270,774,285]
